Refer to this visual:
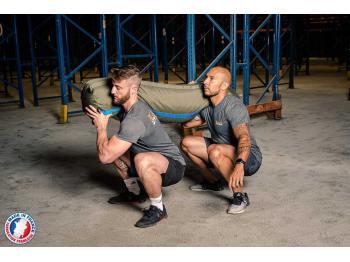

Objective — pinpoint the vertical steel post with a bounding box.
[265,19,270,89]
[161,16,168,83]
[272,14,281,100]
[115,15,123,67]
[100,14,108,77]
[347,45,350,79]
[2,59,9,97]
[63,17,73,101]
[289,15,296,88]
[230,14,237,91]
[27,15,39,106]
[55,15,68,105]
[151,15,159,82]
[305,16,310,75]
[211,26,215,60]
[187,15,196,82]
[1,31,9,96]
[242,14,250,105]
[13,15,24,108]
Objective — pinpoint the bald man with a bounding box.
[181,66,262,214]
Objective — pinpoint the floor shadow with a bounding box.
[24,149,151,213]
[25,149,124,192]
[183,161,237,202]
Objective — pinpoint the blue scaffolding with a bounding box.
[55,14,108,123]
[0,15,25,107]
[6,14,285,122]
[186,14,282,117]
[26,15,62,106]
[111,15,159,81]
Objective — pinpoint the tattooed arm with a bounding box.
[228,123,252,190]
[182,115,204,129]
[234,123,251,162]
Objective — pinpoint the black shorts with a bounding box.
[204,137,261,176]
[129,154,185,187]
[161,156,185,187]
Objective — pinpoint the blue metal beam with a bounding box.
[250,45,272,74]
[161,16,168,82]
[168,27,211,66]
[289,15,296,89]
[205,15,230,41]
[121,15,135,26]
[63,17,73,102]
[32,15,53,33]
[115,15,123,67]
[250,44,267,65]
[140,60,155,75]
[196,40,233,82]
[230,14,237,91]
[242,14,250,105]
[66,46,102,80]
[249,15,272,41]
[151,15,159,82]
[55,15,68,105]
[100,14,108,77]
[272,14,281,100]
[27,15,39,106]
[62,15,100,44]
[122,29,152,54]
[13,15,24,108]
[187,15,196,82]
[256,74,278,103]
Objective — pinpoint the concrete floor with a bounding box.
[0,62,349,246]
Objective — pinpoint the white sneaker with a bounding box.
[227,192,250,214]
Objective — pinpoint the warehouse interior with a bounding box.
[0,14,350,247]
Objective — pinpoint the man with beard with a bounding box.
[181,66,262,214]
[85,65,186,228]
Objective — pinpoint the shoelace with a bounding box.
[232,193,244,205]
[144,206,160,218]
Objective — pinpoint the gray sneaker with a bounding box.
[189,180,224,191]
[227,192,250,214]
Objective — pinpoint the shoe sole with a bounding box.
[227,209,246,214]
[189,187,223,192]
[108,199,147,205]
[134,215,168,228]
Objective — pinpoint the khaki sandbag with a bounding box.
[81,78,210,123]
[81,78,113,112]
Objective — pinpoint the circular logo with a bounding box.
[4,213,36,244]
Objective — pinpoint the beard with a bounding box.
[204,88,219,97]
[113,91,131,105]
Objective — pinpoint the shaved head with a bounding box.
[203,66,232,104]
[210,66,231,88]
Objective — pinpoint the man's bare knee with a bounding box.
[181,137,191,150]
[208,146,222,164]
[134,153,153,176]
[207,144,217,154]
[181,136,197,153]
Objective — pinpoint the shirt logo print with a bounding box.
[215,120,223,126]
[147,111,157,125]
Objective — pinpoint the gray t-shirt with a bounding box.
[117,100,186,166]
[200,95,262,163]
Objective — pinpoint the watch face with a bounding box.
[236,158,245,164]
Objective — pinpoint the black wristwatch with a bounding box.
[235,158,246,166]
